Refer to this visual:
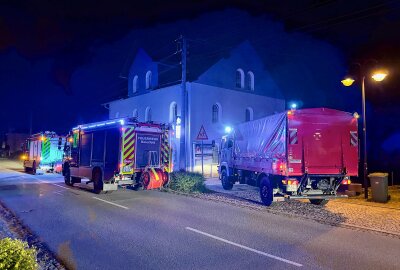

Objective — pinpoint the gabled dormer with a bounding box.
[195,41,283,99]
[128,48,158,96]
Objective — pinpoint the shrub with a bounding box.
[0,238,38,270]
[168,171,206,193]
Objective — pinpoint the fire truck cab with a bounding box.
[62,118,171,194]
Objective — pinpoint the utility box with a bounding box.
[368,172,389,203]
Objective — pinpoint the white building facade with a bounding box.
[107,41,285,174]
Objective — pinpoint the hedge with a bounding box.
[168,172,206,193]
[0,238,38,270]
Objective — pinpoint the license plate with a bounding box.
[286,184,298,192]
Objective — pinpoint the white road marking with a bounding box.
[53,191,64,196]
[52,184,71,190]
[185,227,303,267]
[92,197,129,210]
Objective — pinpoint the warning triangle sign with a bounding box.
[196,125,208,140]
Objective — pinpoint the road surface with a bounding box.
[0,159,399,270]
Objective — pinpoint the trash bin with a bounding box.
[368,172,389,203]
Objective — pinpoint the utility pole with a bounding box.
[179,35,187,171]
[29,111,33,135]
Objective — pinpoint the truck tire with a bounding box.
[140,172,150,190]
[64,172,73,186]
[309,199,328,206]
[32,162,37,175]
[93,169,104,194]
[221,169,233,190]
[259,176,273,206]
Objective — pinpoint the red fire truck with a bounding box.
[62,118,171,193]
[219,108,358,206]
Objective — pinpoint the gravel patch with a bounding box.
[0,201,66,270]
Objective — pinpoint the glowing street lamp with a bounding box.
[371,71,388,82]
[341,77,355,87]
[341,66,388,199]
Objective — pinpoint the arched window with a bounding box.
[169,102,178,123]
[145,71,152,89]
[247,71,254,91]
[245,107,254,122]
[236,68,244,89]
[212,103,221,123]
[132,75,138,93]
[115,112,120,118]
[145,107,152,122]
[132,109,138,119]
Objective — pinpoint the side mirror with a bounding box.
[58,137,62,150]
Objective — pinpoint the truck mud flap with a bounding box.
[103,183,118,191]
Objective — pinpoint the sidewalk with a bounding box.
[204,178,400,236]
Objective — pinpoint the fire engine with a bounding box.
[62,118,171,194]
[23,132,66,174]
[219,108,358,206]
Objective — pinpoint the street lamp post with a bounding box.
[341,65,388,199]
[361,75,368,199]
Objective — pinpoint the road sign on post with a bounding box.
[196,125,208,141]
[196,125,208,176]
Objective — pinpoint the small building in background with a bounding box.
[0,132,29,158]
[106,41,285,175]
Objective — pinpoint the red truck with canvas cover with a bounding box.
[219,108,358,206]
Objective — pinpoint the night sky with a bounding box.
[1,0,400,173]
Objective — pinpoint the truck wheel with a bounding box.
[32,162,37,175]
[140,172,150,190]
[162,172,169,188]
[259,176,273,206]
[221,169,233,190]
[93,169,104,194]
[64,170,73,186]
[309,199,328,206]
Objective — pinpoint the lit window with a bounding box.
[247,71,254,91]
[132,75,138,93]
[145,107,152,122]
[146,71,152,89]
[169,102,178,123]
[236,68,244,89]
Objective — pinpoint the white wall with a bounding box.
[189,82,285,142]
[108,82,285,172]
[108,84,181,123]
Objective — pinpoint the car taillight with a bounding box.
[282,179,299,185]
[342,178,351,185]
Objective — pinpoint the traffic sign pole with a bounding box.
[201,140,204,176]
[196,125,208,176]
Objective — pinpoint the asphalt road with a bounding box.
[0,159,399,270]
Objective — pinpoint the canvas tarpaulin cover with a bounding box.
[234,112,287,159]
